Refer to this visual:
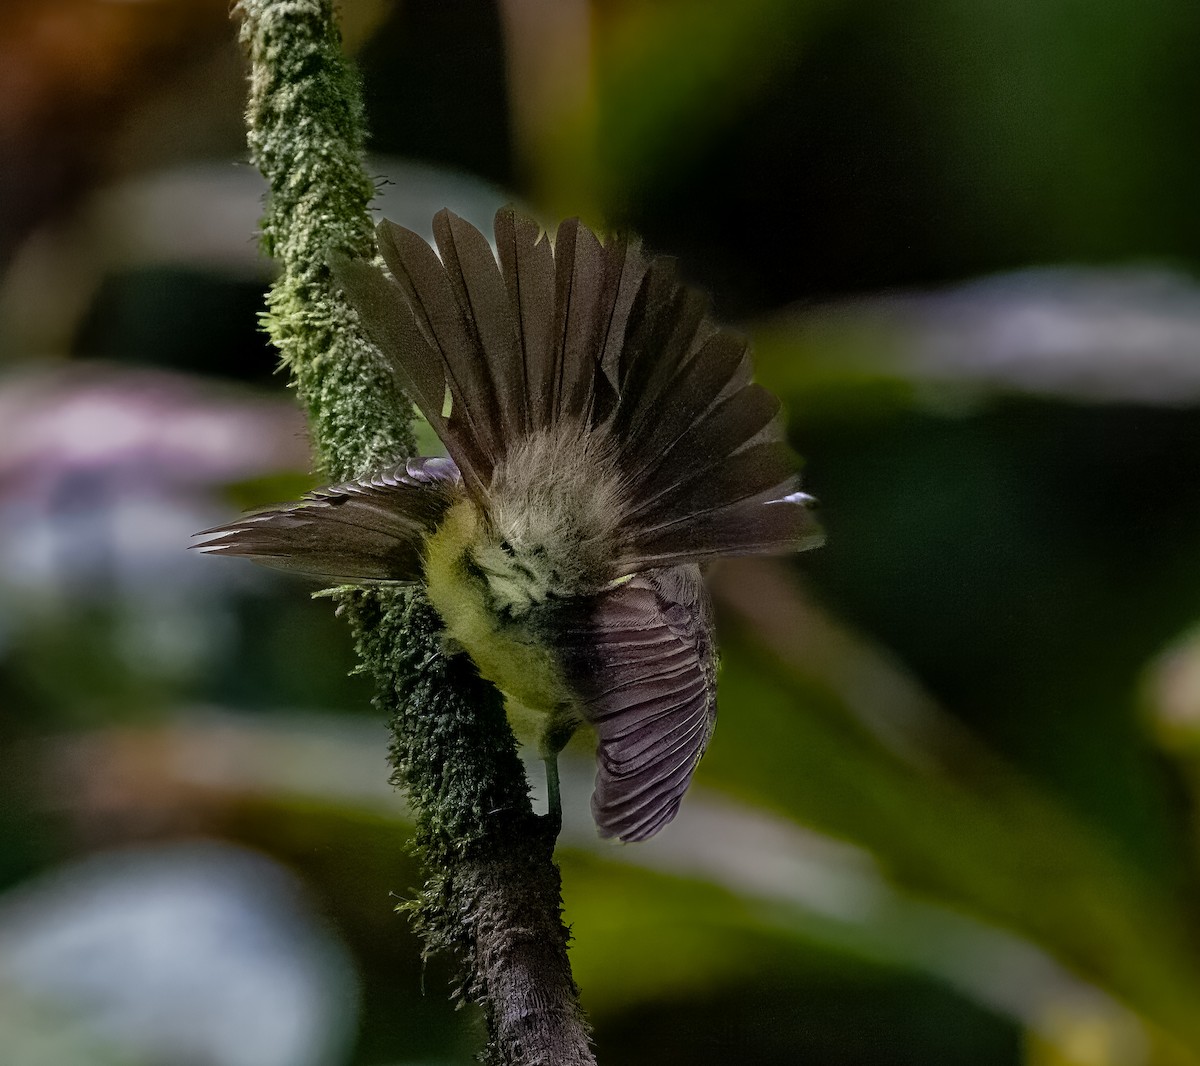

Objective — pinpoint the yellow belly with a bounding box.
[423,500,574,721]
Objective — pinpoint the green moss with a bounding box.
[234,4,590,1061]
[237,0,414,480]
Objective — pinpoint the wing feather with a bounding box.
[193,458,461,583]
[554,566,717,842]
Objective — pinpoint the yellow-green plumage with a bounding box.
[423,498,577,748]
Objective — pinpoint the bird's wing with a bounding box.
[553,566,717,842]
[193,457,461,583]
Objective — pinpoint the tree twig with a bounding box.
[233,2,594,1061]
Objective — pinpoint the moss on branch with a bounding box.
[239,0,411,478]
[233,1,593,1061]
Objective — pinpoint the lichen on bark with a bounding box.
[233,1,594,1061]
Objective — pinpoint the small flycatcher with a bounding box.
[197,208,822,841]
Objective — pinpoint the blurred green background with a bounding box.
[4,0,1200,1063]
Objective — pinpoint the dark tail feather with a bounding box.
[348,211,643,495]
[494,207,556,430]
[615,282,713,447]
[609,260,693,438]
[596,237,648,388]
[586,232,650,427]
[330,255,493,499]
[613,387,823,568]
[618,330,750,483]
[561,216,825,569]
[617,491,823,571]
[193,459,461,583]
[329,254,446,429]
[551,218,609,425]
[377,219,506,470]
[625,384,783,503]
[432,210,528,443]
[627,442,799,530]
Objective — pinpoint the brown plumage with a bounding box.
[197,208,822,842]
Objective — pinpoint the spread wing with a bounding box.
[193,457,462,583]
[554,566,717,842]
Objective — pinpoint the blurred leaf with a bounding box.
[1146,627,1200,753]
[1025,994,1195,1066]
[505,0,830,216]
[706,558,1200,1056]
[26,711,1135,1061]
[560,853,1021,1066]
[593,0,827,206]
[752,268,1200,413]
[221,471,322,512]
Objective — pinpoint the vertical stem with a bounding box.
[233,2,595,1062]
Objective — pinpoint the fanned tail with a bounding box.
[332,207,820,570]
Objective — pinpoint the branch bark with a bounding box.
[233,2,595,1062]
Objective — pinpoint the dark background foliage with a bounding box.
[3,1,1200,1063]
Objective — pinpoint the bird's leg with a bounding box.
[539,711,576,843]
[542,753,562,840]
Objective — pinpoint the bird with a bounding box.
[196,207,823,842]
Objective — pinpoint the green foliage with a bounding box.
[712,625,1200,1050]
[594,0,825,211]
[12,0,1200,1060]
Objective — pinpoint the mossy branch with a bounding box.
[233,2,594,1062]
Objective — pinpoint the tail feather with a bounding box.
[330,254,446,428]
[332,208,821,567]
[618,330,749,484]
[494,207,556,431]
[628,442,798,530]
[330,255,499,499]
[618,492,822,570]
[597,235,649,382]
[591,235,646,425]
[617,283,714,447]
[551,218,606,425]
[432,210,527,444]
[626,384,783,503]
[378,220,505,469]
[610,259,689,422]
